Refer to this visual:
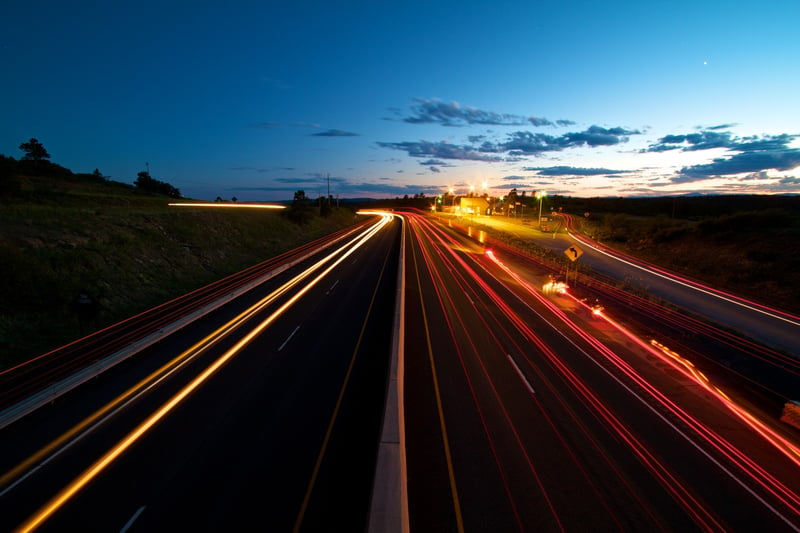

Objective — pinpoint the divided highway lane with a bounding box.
[0,214,401,532]
[402,212,800,531]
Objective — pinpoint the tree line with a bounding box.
[1,138,182,199]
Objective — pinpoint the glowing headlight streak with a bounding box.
[1,218,387,495]
[13,216,394,532]
[168,202,285,209]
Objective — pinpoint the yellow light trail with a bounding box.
[13,215,393,532]
[1,219,372,493]
[168,202,285,209]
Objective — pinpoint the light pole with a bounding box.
[449,187,456,214]
[536,190,547,229]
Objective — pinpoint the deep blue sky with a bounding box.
[3,1,799,200]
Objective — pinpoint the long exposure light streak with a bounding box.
[485,247,800,526]
[410,214,606,530]
[413,216,703,528]
[168,202,285,209]
[13,215,393,532]
[565,292,800,469]
[1,218,384,495]
[563,220,800,327]
[405,211,800,529]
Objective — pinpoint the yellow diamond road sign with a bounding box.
[564,244,583,261]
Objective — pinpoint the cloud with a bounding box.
[653,129,800,182]
[230,166,295,173]
[526,166,634,176]
[675,148,800,182]
[645,130,733,152]
[378,124,640,165]
[251,121,321,129]
[376,140,503,162]
[563,126,640,146]
[401,98,572,128]
[419,158,451,167]
[494,125,639,154]
[529,116,555,127]
[645,130,797,154]
[310,129,359,137]
[250,122,281,129]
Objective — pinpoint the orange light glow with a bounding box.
[13,215,393,531]
[168,202,285,209]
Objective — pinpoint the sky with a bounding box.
[2,0,799,201]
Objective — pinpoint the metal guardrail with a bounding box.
[0,241,334,430]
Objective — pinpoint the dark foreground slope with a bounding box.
[0,173,355,369]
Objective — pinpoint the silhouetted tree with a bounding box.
[134,170,181,198]
[19,138,50,161]
[285,189,313,224]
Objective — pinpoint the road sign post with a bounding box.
[564,244,583,262]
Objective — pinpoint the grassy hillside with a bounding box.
[0,172,356,369]
[580,204,800,314]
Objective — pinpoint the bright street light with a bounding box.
[536,190,547,229]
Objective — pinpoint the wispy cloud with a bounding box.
[378,125,640,163]
[525,166,634,176]
[644,130,797,153]
[376,140,503,162]
[230,166,295,172]
[310,129,360,137]
[494,126,640,155]
[400,98,573,128]
[645,128,800,182]
[675,148,800,182]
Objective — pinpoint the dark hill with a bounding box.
[0,168,356,370]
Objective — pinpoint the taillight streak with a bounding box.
[487,249,800,524]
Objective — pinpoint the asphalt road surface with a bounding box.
[402,211,800,531]
[0,214,400,532]
[4,210,800,532]
[466,212,800,358]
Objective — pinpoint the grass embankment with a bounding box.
[0,176,356,370]
[583,208,800,314]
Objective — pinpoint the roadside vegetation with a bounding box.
[2,139,797,368]
[0,147,357,369]
[574,199,800,314]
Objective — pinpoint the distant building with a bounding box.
[459,196,490,215]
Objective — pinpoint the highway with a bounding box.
[402,211,800,531]
[470,212,800,358]
[0,214,400,532]
[3,209,800,531]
